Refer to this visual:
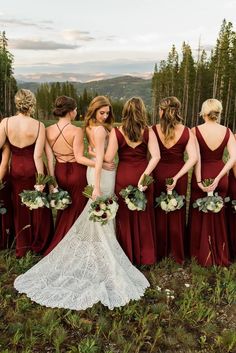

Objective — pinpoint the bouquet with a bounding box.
[83,185,119,225]
[119,174,154,211]
[19,173,51,210]
[47,176,72,210]
[0,180,7,215]
[193,178,229,213]
[155,178,185,212]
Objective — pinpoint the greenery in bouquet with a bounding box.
[83,185,119,225]
[231,200,236,213]
[0,180,7,214]
[193,179,229,213]
[48,189,72,210]
[19,173,51,210]
[119,174,154,211]
[155,177,185,212]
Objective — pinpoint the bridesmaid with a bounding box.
[189,98,236,266]
[152,96,197,264]
[0,89,54,258]
[105,96,160,265]
[0,141,14,249]
[227,134,236,260]
[44,96,114,255]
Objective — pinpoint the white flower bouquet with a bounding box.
[19,173,51,210]
[193,178,229,213]
[83,185,119,225]
[155,178,185,212]
[119,174,154,211]
[232,200,236,212]
[48,188,72,210]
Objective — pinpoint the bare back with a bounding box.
[4,115,41,148]
[118,126,145,149]
[46,123,80,162]
[193,123,227,151]
[86,126,108,151]
[155,123,185,148]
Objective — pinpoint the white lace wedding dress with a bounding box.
[14,167,150,310]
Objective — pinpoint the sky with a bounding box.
[1,0,236,82]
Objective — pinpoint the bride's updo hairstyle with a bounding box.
[14,89,36,115]
[159,96,183,143]
[200,98,222,123]
[122,97,148,142]
[53,96,77,118]
[84,96,114,131]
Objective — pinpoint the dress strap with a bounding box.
[51,123,72,150]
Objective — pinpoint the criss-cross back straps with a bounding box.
[51,123,75,162]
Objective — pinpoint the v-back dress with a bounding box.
[152,125,190,264]
[6,119,54,258]
[44,123,87,255]
[189,126,230,266]
[114,127,156,265]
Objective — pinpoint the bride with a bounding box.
[14,96,150,310]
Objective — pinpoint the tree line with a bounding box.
[151,19,236,130]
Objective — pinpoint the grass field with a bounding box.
[0,250,236,353]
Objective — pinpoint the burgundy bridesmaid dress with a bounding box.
[227,169,236,260]
[189,127,230,266]
[114,127,156,265]
[7,120,54,258]
[44,124,87,255]
[152,125,189,264]
[0,150,14,249]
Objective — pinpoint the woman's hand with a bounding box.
[137,174,147,192]
[166,177,177,192]
[34,184,45,192]
[102,161,116,171]
[92,187,102,200]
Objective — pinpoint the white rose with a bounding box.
[50,200,56,208]
[35,197,44,207]
[29,203,39,210]
[206,201,215,211]
[34,184,44,192]
[214,202,223,213]
[160,201,168,211]
[169,198,178,207]
[127,201,137,211]
[62,198,70,204]
[99,202,107,210]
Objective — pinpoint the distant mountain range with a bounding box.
[17,75,153,108]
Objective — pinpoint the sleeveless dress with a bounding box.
[227,169,236,260]
[188,126,230,266]
[114,127,156,265]
[14,165,150,310]
[6,119,54,258]
[152,126,189,264]
[0,149,14,249]
[44,123,87,255]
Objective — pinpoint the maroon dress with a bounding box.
[189,127,230,266]
[7,121,54,258]
[152,125,189,264]
[44,123,87,255]
[0,150,14,249]
[227,169,236,259]
[114,127,156,265]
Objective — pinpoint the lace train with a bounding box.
[14,168,150,310]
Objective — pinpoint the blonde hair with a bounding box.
[14,89,36,115]
[84,96,114,131]
[122,97,148,142]
[200,98,222,122]
[159,96,183,142]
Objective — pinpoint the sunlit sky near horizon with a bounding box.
[1,0,236,81]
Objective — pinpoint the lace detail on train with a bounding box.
[14,167,149,310]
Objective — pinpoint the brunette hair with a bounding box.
[200,98,222,122]
[122,97,148,142]
[53,96,77,117]
[159,96,183,142]
[84,96,114,131]
[14,89,36,115]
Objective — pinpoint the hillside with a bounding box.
[17,75,153,108]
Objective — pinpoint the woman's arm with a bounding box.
[137,128,160,188]
[0,119,7,150]
[33,122,45,175]
[104,128,118,162]
[0,142,10,181]
[73,127,96,167]
[167,129,198,191]
[206,130,236,192]
[92,126,106,200]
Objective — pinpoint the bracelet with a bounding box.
[197,181,202,183]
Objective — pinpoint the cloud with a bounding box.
[0,18,53,30]
[62,30,94,41]
[9,39,80,50]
